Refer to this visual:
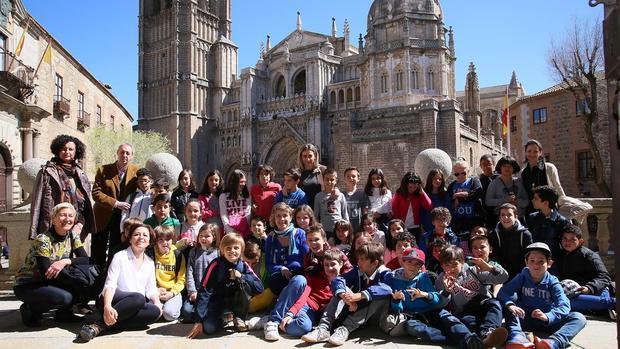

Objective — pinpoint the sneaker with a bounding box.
[481,327,508,348]
[222,312,234,328]
[54,309,83,323]
[78,322,105,342]
[234,317,248,332]
[263,321,280,341]
[328,326,349,346]
[534,337,558,349]
[301,327,330,343]
[465,334,484,349]
[608,309,617,321]
[247,315,270,331]
[19,303,40,327]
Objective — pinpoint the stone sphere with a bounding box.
[145,153,183,186]
[414,149,453,185]
[17,158,48,195]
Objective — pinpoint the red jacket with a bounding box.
[250,182,281,220]
[288,273,333,315]
[391,191,432,227]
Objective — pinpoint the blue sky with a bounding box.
[22,0,603,119]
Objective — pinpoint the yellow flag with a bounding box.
[15,18,30,56]
[42,43,52,64]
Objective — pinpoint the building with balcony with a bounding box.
[138,0,507,184]
[0,0,133,212]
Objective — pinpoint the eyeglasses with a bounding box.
[454,172,467,177]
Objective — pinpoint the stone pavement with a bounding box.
[0,290,616,349]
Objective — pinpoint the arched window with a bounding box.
[411,70,419,90]
[274,75,286,98]
[354,86,361,101]
[338,90,345,104]
[395,70,404,91]
[330,91,337,105]
[293,70,306,95]
[427,70,435,91]
[346,88,353,102]
[380,73,388,93]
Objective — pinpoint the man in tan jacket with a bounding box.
[91,143,139,267]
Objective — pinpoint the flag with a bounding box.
[33,40,52,78]
[501,92,508,140]
[14,17,30,56]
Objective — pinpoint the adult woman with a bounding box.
[79,223,162,341]
[298,144,326,208]
[391,172,432,242]
[29,135,95,242]
[485,156,529,218]
[520,139,565,213]
[14,203,89,326]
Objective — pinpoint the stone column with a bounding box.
[32,129,41,159]
[20,128,33,162]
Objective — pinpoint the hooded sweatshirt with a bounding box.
[384,268,441,315]
[489,220,533,279]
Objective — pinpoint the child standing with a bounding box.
[153,225,186,321]
[198,169,224,232]
[342,167,370,233]
[313,168,349,238]
[120,167,153,230]
[557,224,615,318]
[489,203,533,279]
[265,203,310,295]
[187,233,263,337]
[171,169,199,223]
[436,245,509,348]
[419,207,459,255]
[365,168,392,232]
[178,199,205,251]
[391,172,432,242]
[447,161,485,238]
[144,193,181,230]
[182,224,219,322]
[301,243,392,346]
[498,242,586,349]
[251,165,281,223]
[275,168,307,209]
[219,169,252,238]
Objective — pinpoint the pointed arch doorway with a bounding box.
[262,137,302,183]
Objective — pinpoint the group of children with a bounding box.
[97,159,614,349]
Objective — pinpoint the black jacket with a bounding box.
[557,246,611,295]
[489,221,533,279]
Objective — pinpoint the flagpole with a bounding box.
[33,39,51,79]
[506,87,511,156]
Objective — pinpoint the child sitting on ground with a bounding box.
[301,243,392,346]
[556,224,616,319]
[152,225,186,321]
[498,242,586,349]
[187,233,263,337]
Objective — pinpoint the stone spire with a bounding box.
[296,11,302,32]
[358,33,364,53]
[343,19,350,46]
[448,26,455,57]
[266,35,271,51]
[331,17,337,37]
[509,71,519,89]
[464,62,480,117]
[259,41,265,59]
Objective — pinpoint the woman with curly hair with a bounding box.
[29,135,95,242]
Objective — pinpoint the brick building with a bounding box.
[138,0,507,184]
[0,0,134,212]
[509,78,611,198]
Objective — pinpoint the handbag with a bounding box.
[558,196,593,225]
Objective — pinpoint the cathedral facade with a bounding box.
[138,0,514,184]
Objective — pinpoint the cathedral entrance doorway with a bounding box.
[262,137,301,183]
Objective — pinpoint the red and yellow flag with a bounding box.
[501,93,508,140]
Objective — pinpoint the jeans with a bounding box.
[201,285,253,334]
[161,292,182,321]
[85,290,160,330]
[268,275,314,336]
[458,298,504,335]
[423,309,478,349]
[317,294,389,333]
[269,269,300,295]
[14,283,73,314]
[505,309,587,348]
[570,287,616,312]
[182,298,197,322]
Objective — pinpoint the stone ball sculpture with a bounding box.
[145,153,183,187]
[414,148,453,185]
[17,158,48,195]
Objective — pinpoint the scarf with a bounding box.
[51,158,86,217]
[273,223,299,263]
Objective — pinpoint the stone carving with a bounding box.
[413,148,453,185]
[145,153,183,186]
[17,158,47,195]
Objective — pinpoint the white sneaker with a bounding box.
[328,326,349,346]
[301,327,330,343]
[247,315,270,331]
[263,321,280,341]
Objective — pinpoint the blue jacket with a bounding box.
[332,265,392,304]
[384,269,441,314]
[265,228,309,275]
[526,210,570,259]
[418,228,460,255]
[195,256,263,320]
[497,267,570,326]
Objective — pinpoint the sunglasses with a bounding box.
[454,172,467,177]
